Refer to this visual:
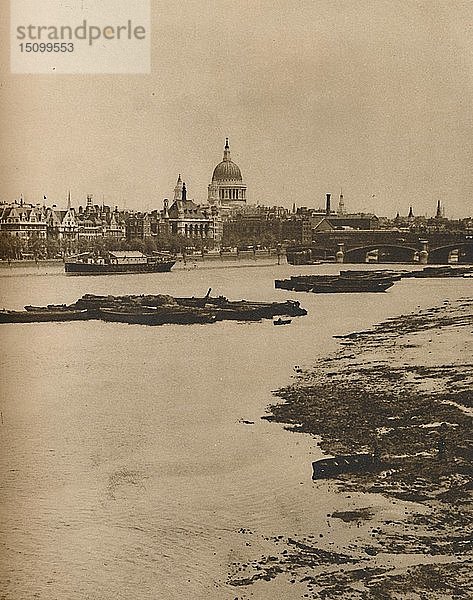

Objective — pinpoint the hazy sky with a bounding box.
[1,0,472,217]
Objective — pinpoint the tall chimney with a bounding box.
[325,193,331,216]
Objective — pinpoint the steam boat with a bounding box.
[65,251,175,275]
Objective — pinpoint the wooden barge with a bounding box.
[402,265,473,278]
[99,307,217,325]
[0,308,89,323]
[276,271,398,293]
[0,292,307,326]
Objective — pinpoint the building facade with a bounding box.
[0,200,47,239]
[165,178,221,242]
[45,206,78,241]
[76,196,126,240]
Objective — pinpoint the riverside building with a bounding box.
[0,200,47,240]
[164,177,221,243]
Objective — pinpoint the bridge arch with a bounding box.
[429,242,473,264]
[343,244,419,263]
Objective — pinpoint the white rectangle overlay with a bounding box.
[11,0,150,74]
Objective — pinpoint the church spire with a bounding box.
[435,199,442,219]
[67,190,71,210]
[223,138,231,161]
[174,174,183,201]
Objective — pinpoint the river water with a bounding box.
[0,261,471,599]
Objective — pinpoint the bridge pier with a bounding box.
[419,240,429,265]
[336,243,344,263]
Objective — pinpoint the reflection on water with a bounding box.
[0,263,470,599]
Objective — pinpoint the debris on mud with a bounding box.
[229,298,473,598]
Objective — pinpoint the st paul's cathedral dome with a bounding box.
[208,139,247,206]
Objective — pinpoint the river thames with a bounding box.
[0,261,471,599]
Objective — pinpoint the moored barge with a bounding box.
[98,306,217,325]
[275,272,397,293]
[401,265,473,278]
[0,293,307,325]
[0,308,89,323]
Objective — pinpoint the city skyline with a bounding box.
[2,190,463,225]
[1,1,472,218]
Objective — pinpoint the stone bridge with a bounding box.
[289,231,473,264]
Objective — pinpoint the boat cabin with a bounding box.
[69,251,149,265]
[108,251,148,265]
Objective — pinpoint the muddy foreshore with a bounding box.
[228,297,472,599]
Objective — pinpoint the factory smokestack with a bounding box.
[325,193,331,216]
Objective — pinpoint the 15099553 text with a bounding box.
[19,42,74,52]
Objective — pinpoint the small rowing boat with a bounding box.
[273,317,292,325]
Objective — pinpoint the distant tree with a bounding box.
[260,231,277,248]
[164,234,188,254]
[154,231,177,251]
[0,234,10,259]
[143,237,157,254]
[77,238,91,253]
[27,235,46,259]
[221,230,242,248]
[0,234,23,260]
[45,237,60,258]
[128,238,145,252]
[63,238,75,255]
[103,237,123,251]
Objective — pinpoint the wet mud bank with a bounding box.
[229,298,472,598]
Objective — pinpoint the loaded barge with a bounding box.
[402,265,473,278]
[276,270,399,293]
[0,291,307,325]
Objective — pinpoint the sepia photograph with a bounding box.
[1,1,472,598]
